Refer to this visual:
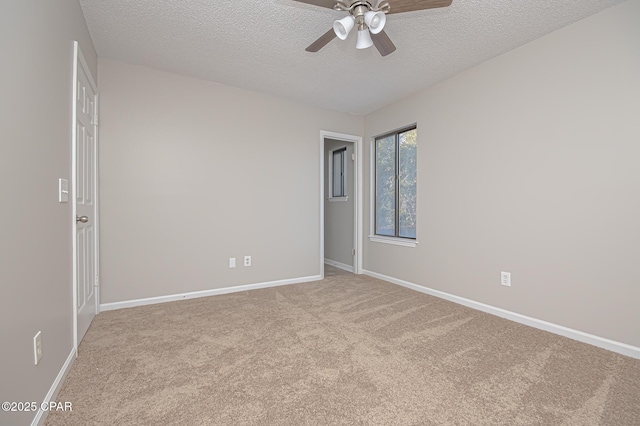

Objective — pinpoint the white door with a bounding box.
[73,42,99,349]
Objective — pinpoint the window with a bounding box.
[374,126,417,240]
[329,147,347,199]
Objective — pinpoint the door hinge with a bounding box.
[94,276,99,287]
[352,248,356,256]
[94,115,99,126]
[351,153,355,161]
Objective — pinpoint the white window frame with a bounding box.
[328,146,348,202]
[369,125,418,247]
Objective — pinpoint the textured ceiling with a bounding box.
[79,0,625,115]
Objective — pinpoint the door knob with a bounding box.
[76,216,89,223]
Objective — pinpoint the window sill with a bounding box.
[368,235,418,247]
[328,197,348,203]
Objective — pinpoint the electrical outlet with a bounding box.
[34,331,42,365]
[244,256,251,267]
[229,257,236,268]
[501,271,511,287]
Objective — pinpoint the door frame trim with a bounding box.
[71,41,100,356]
[320,131,363,278]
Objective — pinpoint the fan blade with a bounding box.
[292,0,338,9]
[387,0,453,14]
[305,29,337,52]
[371,30,396,56]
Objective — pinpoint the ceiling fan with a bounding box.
[295,0,453,56]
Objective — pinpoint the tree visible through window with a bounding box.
[375,127,417,239]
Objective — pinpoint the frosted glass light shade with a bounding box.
[333,16,355,40]
[364,11,386,34]
[356,29,373,49]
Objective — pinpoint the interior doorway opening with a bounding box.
[320,131,362,278]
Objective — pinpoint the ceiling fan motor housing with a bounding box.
[338,1,386,31]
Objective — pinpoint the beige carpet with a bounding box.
[46,266,640,425]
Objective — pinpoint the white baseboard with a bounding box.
[31,348,76,426]
[100,275,322,312]
[324,258,354,273]
[363,269,640,360]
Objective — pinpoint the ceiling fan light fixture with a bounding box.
[364,10,386,34]
[333,15,355,40]
[299,0,454,56]
[356,28,373,49]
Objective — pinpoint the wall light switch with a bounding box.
[58,179,69,203]
[229,258,236,268]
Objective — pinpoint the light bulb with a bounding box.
[333,16,355,41]
[364,11,386,34]
[356,29,373,49]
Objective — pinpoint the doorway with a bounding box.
[72,41,99,354]
[320,131,362,278]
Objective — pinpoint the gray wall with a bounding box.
[98,60,363,303]
[363,0,640,347]
[0,1,97,425]
[324,139,355,268]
